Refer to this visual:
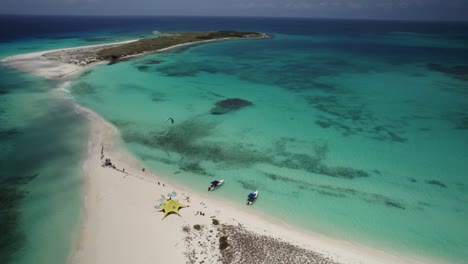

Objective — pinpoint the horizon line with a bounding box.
[1,13,468,23]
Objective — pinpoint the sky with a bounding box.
[1,0,468,21]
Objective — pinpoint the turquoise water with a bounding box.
[0,67,88,263]
[69,32,468,263]
[0,25,155,264]
[1,16,467,264]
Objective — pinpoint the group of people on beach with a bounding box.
[195,211,205,216]
[100,143,135,176]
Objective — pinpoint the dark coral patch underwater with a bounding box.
[0,173,39,263]
[307,95,408,143]
[260,171,404,209]
[427,63,468,77]
[425,180,447,188]
[123,120,371,180]
[210,98,253,115]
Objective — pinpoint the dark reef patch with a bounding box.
[179,161,212,176]
[151,91,167,102]
[427,63,468,77]
[210,98,253,115]
[155,64,196,77]
[0,128,20,136]
[18,46,40,51]
[307,95,408,142]
[81,37,109,42]
[442,110,468,130]
[0,90,9,95]
[237,180,258,191]
[436,80,468,95]
[123,120,370,179]
[145,59,163,65]
[425,180,447,188]
[385,201,405,209]
[418,201,431,208]
[272,138,369,179]
[0,129,21,142]
[261,171,403,209]
[123,119,271,173]
[155,62,219,77]
[39,35,79,40]
[0,173,38,264]
[137,65,149,72]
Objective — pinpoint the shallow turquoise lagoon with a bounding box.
[70,32,468,263]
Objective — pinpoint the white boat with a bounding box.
[246,190,258,205]
[152,30,160,34]
[208,179,224,191]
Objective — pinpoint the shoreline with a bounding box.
[1,39,139,81]
[3,40,449,264]
[69,98,438,264]
[1,32,269,81]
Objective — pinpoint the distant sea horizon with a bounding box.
[1,15,467,264]
[2,13,468,22]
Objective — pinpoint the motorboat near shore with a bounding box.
[208,179,224,191]
[247,190,258,205]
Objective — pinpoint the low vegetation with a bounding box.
[193,224,202,231]
[182,225,190,233]
[96,31,263,60]
[219,235,229,250]
[212,219,220,225]
[218,224,340,263]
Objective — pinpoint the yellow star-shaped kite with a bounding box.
[159,199,188,219]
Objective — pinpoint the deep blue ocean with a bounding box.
[1,15,468,264]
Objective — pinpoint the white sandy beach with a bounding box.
[3,41,446,264]
[1,40,138,80]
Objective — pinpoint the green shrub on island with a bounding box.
[219,235,229,250]
[193,224,202,231]
[195,31,260,40]
[212,219,220,225]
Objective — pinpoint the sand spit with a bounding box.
[1,40,138,80]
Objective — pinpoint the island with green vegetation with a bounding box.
[97,31,267,60]
[39,31,268,69]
